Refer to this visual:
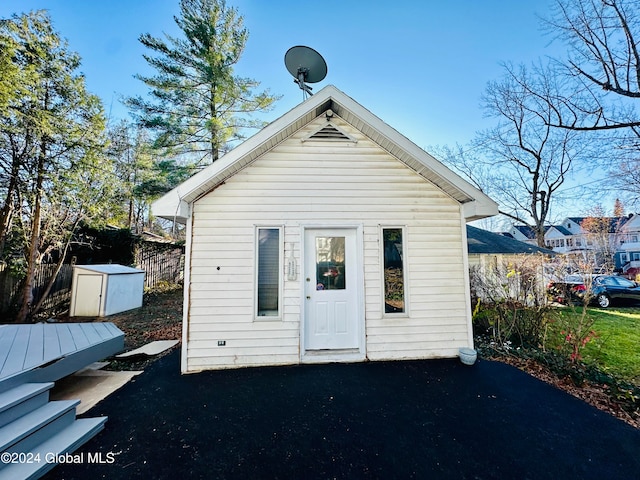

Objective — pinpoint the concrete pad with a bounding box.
[116,340,179,359]
[51,369,142,415]
[77,361,110,373]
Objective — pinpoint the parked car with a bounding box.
[547,275,587,305]
[591,275,640,308]
[547,274,640,308]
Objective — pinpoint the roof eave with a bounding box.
[151,85,499,222]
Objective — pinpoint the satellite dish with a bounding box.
[285,46,327,99]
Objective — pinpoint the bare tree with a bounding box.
[441,63,593,247]
[541,0,640,132]
[580,205,625,270]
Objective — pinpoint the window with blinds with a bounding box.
[256,227,282,318]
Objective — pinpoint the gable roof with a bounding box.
[467,226,554,255]
[548,225,571,236]
[512,225,537,239]
[152,85,498,224]
[570,216,630,233]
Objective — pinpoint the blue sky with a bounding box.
[5,0,604,225]
[1,0,562,150]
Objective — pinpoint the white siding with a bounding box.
[186,115,471,371]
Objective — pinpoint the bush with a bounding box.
[471,254,551,349]
[473,300,551,349]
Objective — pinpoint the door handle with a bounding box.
[306,296,311,299]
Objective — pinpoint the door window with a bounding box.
[315,237,345,290]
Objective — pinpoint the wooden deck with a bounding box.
[0,323,124,393]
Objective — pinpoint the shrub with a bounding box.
[471,254,551,349]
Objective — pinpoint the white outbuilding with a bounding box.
[152,85,498,372]
[69,264,145,317]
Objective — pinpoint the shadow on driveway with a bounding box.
[47,349,640,479]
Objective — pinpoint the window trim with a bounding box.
[254,225,284,321]
[380,225,409,318]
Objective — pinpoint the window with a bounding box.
[616,277,637,287]
[382,228,405,314]
[315,236,346,290]
[256,227,282,318]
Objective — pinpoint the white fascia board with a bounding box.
[151,187,189,224]
[462,199,499,222]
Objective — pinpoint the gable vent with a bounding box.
[312,124,349,140]
[302,122,357,143]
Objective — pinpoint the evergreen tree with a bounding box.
[128,0,279,164]
[0,11,108,321]
[107,121,193,234]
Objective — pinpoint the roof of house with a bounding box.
[512,225,537,239]
[467,226,554,255]
[152,85,498,224]
[567,216,630,233]
[549,225,572,236]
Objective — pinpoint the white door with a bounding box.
[304,228,360,350]
[72,274,103,316]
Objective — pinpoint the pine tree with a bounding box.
[614,198,625,217]
[127,0,279,164]
[0,11,108,321]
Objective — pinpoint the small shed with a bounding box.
[152,85,499,372]
[69,264,145,317]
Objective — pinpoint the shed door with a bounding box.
[73,274,103,316]
[304,228,360,350]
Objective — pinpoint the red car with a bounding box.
[547,275,587,305]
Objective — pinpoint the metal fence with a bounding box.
[134,241,184,288]
[0,240,184,320]
[0,263,73,318]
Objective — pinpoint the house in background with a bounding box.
[613,214,640,277]
[467,225,554,304]
[467,225,554,267]
[153,85,498,372]
[508,225,537,244]
[508,215,640,276]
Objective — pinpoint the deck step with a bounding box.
[0,417,107,480]
[0,384,54,429]
[0,400,79,453]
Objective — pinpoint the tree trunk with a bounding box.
[15,140,46,323]
[128,198,134,232]
[30,227,75,316]
[0,153,22,258]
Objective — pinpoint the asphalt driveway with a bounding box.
[47,350,640,479]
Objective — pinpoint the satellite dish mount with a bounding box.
[285,46,327,100]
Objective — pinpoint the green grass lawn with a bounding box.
[565,307,640,385]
